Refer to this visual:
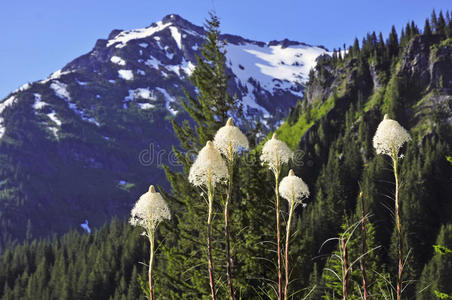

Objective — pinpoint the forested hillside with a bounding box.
[1,10,452,300]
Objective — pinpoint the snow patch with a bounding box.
[50,81,71,100]
[137,69,146,76]
[50,81,99,126]
[169,26,182,49]
[76,80,88,86]
[166,51,175,60]
[225,42,326,112]
[156,87,177,115]
[138,103,155,109]
[0,96,18,138]
[13,83,31,93]
[111,56,126,66]
[80,220,91,234]
[33,93,48,110]
[40,70,74,84]
[145,56,161,69]
[47,111,62,126]
[48,127,59,139]
[139,42,148,48]
[165,58,195,77]
[107,21,171,48]
[226,43,326,90]
[0,96,18,113]
[118,70,134,81]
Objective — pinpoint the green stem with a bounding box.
[275,163,282,300]
[149,232,155,300]
[207,176,216,300]
[284,197,295,300]
[341,236,349,300]
[392,151,402,300]
[225,145,234,300]
[359,192,368,300]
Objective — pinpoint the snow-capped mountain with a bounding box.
[0,14,328,248]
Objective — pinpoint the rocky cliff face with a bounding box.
[0,14,328,248]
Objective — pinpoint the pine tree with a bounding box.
[437,11,447,35]
[159,12,253,299]
[424,19,433,36]
[416,224,452,300]
[431,9,438,33]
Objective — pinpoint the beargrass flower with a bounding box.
[214,117,248,299]
[129,185,170,300]
[214,118,249,159]
[129,185,171,234]
[279,169,310,205]
[189,140,228,187]
[373,114,411,156]
[261,133,293,299]
[373,114,411,300]
[279,169,309,299]
[260,133,293,174]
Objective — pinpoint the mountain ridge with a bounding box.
[0,13,327,250]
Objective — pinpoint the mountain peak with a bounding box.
[160,14,204,35]
[106,14,203,49]
[161,14,198,28]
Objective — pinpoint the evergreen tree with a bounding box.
[431,9,438,33]
[416,224,452,300]
[437,11,447,35]
[424,19,433,36]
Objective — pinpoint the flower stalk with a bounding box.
[279,169,309,300]
[214,118,248,300]
[225,142,234,300]
[359,191,368,300]
[207,172,216,300]
[392,147,403,300]
[261,133,293,299]
[372,114,410,300]
[129,185,171,300]
[284,187,295,300]
[340,234,350,300]
[149,232,155,300]
[275,163,283,300]
[189,140,229,300]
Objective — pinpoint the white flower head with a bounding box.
[279,169,309,206]
[129,185,171,233]
[214,118,249,159]
[260,133,293,174]
[373,114,411,156]
[189,141,228,187]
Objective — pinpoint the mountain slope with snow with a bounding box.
[0,14,328,249]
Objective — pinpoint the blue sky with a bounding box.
[1,0,450,99]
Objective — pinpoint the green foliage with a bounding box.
[417,224,452,300]
[321,219,389,299]
[0,219,148,300]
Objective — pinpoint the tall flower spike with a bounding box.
[129,185,171,233]
[189,141,228,187]
[373,114,411,156]
[260,133,293,174]
[214,117,249,159]
[279,169,310,205]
